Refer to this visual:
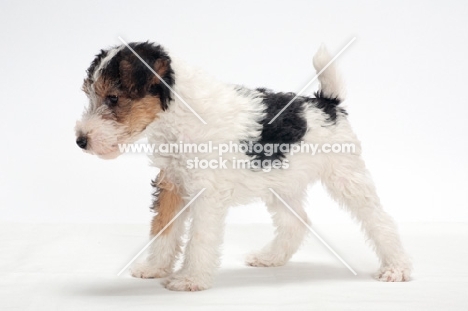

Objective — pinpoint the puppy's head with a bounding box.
[75,42,174,159]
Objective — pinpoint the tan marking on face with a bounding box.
[78,52,167,158]
[93,76,119,98]
[88,72,163,137]
[150,172,182,236]
[116,96,162,136]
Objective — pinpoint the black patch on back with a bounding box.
[238,87,347,169]
[313,90,343,122]
[245,88,308,163]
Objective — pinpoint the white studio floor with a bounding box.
[1,222,467,311]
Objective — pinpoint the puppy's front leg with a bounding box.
[131,172,187,278]
[163,191,228,291]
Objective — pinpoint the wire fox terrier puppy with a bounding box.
[75,41,412,291]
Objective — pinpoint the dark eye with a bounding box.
[106,95,119,107]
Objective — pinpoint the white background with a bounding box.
[1,0,467,225]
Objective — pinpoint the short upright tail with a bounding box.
[313,45,345,102]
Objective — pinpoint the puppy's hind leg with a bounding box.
[321,154,412,282]
[246,189,308,267]
[131,172,187,279]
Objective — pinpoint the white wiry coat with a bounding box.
[130,47,412,291]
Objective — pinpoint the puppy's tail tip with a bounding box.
[313,44,346,101]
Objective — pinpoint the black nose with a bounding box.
[76,136,88,149]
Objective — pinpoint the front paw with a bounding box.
[130,262,172,279]
[376,265,411,282]
[162,273,212,291]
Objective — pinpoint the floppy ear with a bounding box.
[148,58,173,110]
[119,55,173,109]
